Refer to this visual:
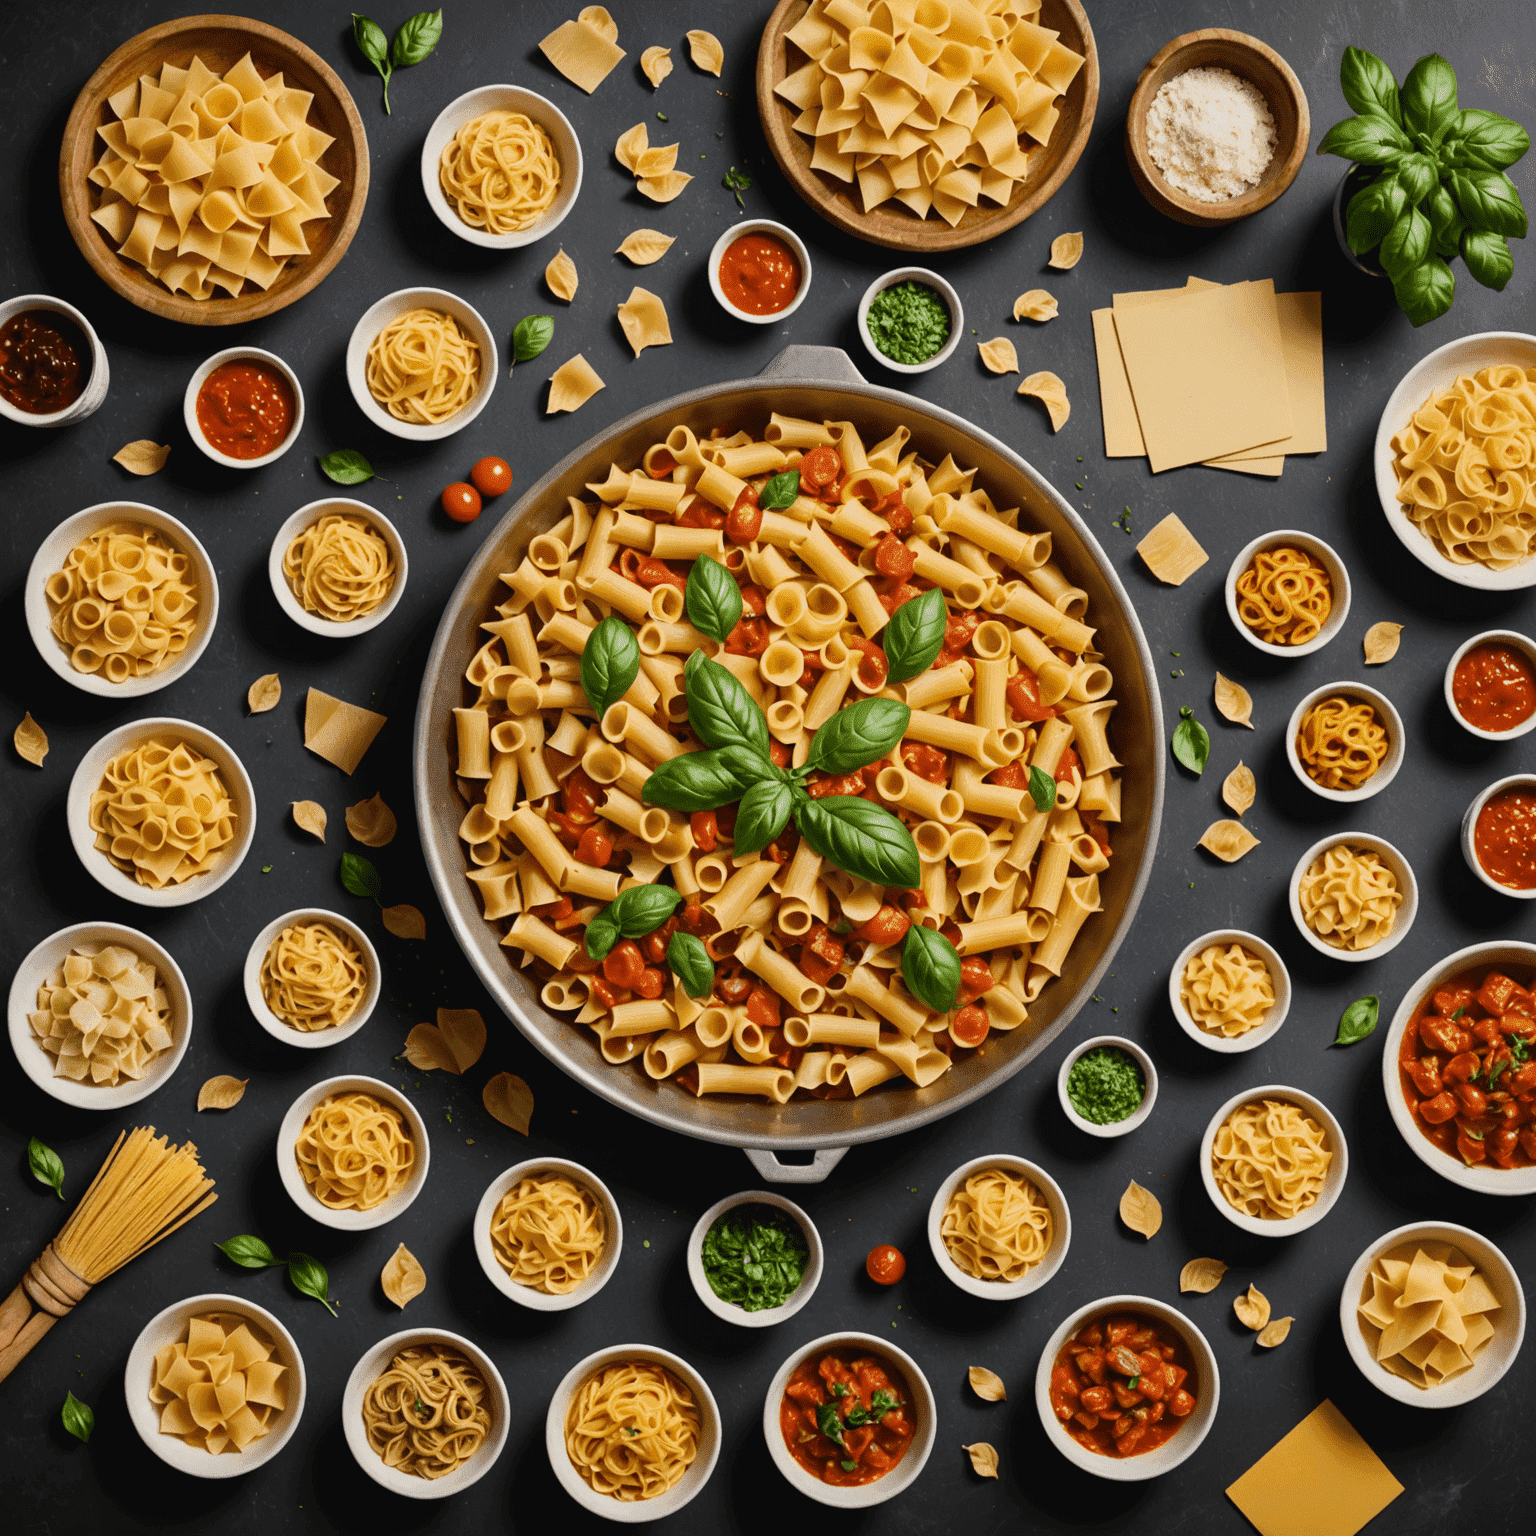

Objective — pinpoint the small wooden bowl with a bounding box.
[59,14,369,326]
[1126,29,1308,227]
[755,0,1099,252]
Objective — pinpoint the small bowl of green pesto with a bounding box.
[857,267,963,377]
[1057,1035,1159,1139]
[687,1190,822,1329]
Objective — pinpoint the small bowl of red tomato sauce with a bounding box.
[1446,631,1536,742]
[1381,940,1536,1194]
[764,1332,935,1508]
[1463,775,1536,900]
[708,219,811,326]
[184,347,304,469]
[1036,1297,1219,1481]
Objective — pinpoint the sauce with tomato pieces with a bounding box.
[0,309,90,414]
[1400,965,1536,1168]
[1050,1313,1198,1458]
[1474,786,1536,890]
[195,357,296,459]
[1453,642,1536,733]
[718,232,802,316]
[780,1348,916,1486]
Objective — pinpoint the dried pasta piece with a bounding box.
[303,688,387,775]
[113,440,170,476]
[291,800,327,841]
[1119,1180,1162,1239]
[1017,371,1069,431]
[438,1007,487,1072]
[617,286,673,357]
[547,354,606,414]
[1257,1316,1293,1348]
[637,170,693,203]
[578,5,618,43]
[539,15,626,93]
[616,228,675,265]
[1214,673,1255,729]
[968,1366,1006,1402]
[1048,232,1084,269]
[686,29,723,76]
[382,904,426,939]
[484,1071,534,1134]
[197,1075,248,1111]
[247,673,281,713]
[964,1442,1000,1479]
[404,1022,460,1073]
[1199,819,1261,862]
[1136,514,1208,586]
[14,712,47,766]
[614,121,648,172]
[545,246,579,302]
[640,46,672,88]
[977,338,1019,375]
[1222,762,1256,818]
[381,1243,427,1309]
[1013,289,1059,322]
[1364,622,1403,665]
[1180,1257,1228,1294]
[346,793,397,847]
[1234,1284,1271,1330]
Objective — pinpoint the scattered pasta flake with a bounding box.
[545,246,579,302]
[615,120,648,172]
[964,1442,1000,1479]
[634,142,679,178]
[617,228,675,265]
[1013,289,1059,322]
[403,1022,459,1074]
[381,1243,427,1309]
[382,903,427,940]
[578,4,618,43]
[547,354,606,414]
[1017,370,1069,431]
[438,1007,487,1071]
[539,15,626,94]
[637,170,693,203]
[1048,232,1084,269]
[968,1366,1006,1402]
[197,1075,248,1111]
[1222,761,1256,818]
[1179,1257,1228,1294]
[1363,622,1403,665]
[304,689,387,775]
[291,800,327,841]
[978,337,1019,375]
[112,439,170,476]
[345,792,397,847]
[484,1071,534,1134]
[247,673,281,713]
[1257,1316,1293,1348]
[1119,1180,1162,1239]
[686,28,723,75]
[1234,1284,1271,1331]
[640,45,672,87]
[1198,819,1261,863]
[1137,514,1208,586]
[1214,672,1255,729]
[13,713,47,767]
[617,287,673,358]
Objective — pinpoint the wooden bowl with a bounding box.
[1126,30,1308,226]
[755,0,1098,253]
[59,14,369,326]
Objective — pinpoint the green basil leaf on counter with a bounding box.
[642,748,757,811]
[340,852,383,902]
[318,448,376,485]
[1336,995,1380,1046]
[351,13,394,111]
[804,698,910,775]
[1449,109,1531,172]
[580,615,640,719]
[667,932,714,999]
[731,781,795,858]
[685,554,743,644]
[880,586,946,684]
[1393,255,1457,327]
[61,1391,93,1444]
[1170,706,1210,776]
[901,922,961,1012]
[758,470,800,511]
[27,1137,64,1199]
[1028,764,1058,813]
[585,886,683,961]
[216,1234,284,1269]
[795,796,920,888]
[1317,113,1409,166]
[1462,229,1515,290]
[287,1253,338,1316]
[685,652,770,756]
[391,8,442,68]
[512,314,554,366]
[1340,46,1402,126]
[1400,52,1459,147]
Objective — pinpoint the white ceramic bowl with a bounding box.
[26,501,219,697]
[1461,774,1536,899]
[548,1344,721,1521]
[856,267,963,376]
[1034,1295,1219,1481]
[686,1189,822,1326]
[1225,529,1351,658]
[275,1073,430,1231]
[1168,929,1291,1054]
[1288,831,1419,963]
[763,1331,935,1507]
[1380,940,1536,1195]
[1285,680,1405,803]
[1199,1083,1349,1236]
[0,293,109,426]
[474,1158,624,1311]
[267,497,408,638]
[124,1292,304,1478]
[183,346,304,468]
[243,908,381,1049]
[707,219,813,325]
[8,921,192,1110]
[1444,630,1536,741]
[342,1327,509,1499]
[67,718,255,908]
[346,287,498,441]
[1340,1220,1525,1408]
[421,84,582,249]
[1374,330,1536,590]
[1057,1034,1158,1138]
[927,1153,1071,1300]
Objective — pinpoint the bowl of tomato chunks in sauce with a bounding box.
[764,1333,935,1508]
[1036,1297,1218,1481]
[1383,942,1536,1194]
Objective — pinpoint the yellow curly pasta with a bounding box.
[1297,843,1402,951]
[1211,1097,1331,1220]
[564,1362,699,1502]
[1295,694,1389,791]
[362,1343,490,1478]
[294,1090,414,1210]
[1234,545,1331,646]
[1179,943,1274,1037]
[438,109,561,235]
[365,307,481,425]
[260,921,367,1031]
[490,1173,606,1294]
[282,513,395,623]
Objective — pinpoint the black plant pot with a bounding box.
[1332,164,1387,277]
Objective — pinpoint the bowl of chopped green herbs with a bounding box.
[1057,1036,1158,1138]
[688,1190,821,1328]
[857,268,963,376]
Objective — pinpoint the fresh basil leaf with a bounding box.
[1451,169,1528,238]
[642,748,756,811]
[1463,229,1515,290]
[340,851,383,901]
[1028,764,1057,812]
[1394,152,1437,205]
[1346,174,1408,252]
[686,653,770,756]
[216,1234,284,1269]
[1393,255,1456,326]
[733,781,795,857]
[1380,205,1432,277]
[581,615,640,719]
[881,586,946,685]
[26,1137,63,1199]
[718,744,786,786]
[1170,706,1210,776]
[1317,113,1409,166]
[1401,53,1459,147]
[804,698,910,775]
[685,554,743,644]
[1450,109,1531,172]
[512,314,554,366]
[587,887,683,962]
[758,470,800,511]
[391,8,442,68]
[901,922,961,1011]
[795,796,920,887]
[816,1403,846,1448]
[869,1388,898,1419]
[667,932,714,998]
[351,13,394,111]
[287,1253,338,1317]
[61,1391,93,1444]
[318,448,375,485]
[1340,46,1401,125]
[1335,995,1380,1046]
[584,910,620,962]
[1423,182,1461,240]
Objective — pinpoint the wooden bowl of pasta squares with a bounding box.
[60,15,369,326]
[1168,929,1291,1054]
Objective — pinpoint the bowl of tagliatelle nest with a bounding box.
[243,908,380,1049]
[1126,29,1309,227]
[1168,929,1291,1055]
[1289,832,1419,964]
[268,497,408,637]
[1285,681,1405,804]
[927,1153,1071,1300]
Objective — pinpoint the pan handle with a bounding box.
[757,345,865,385]
[743,1146,849,1184]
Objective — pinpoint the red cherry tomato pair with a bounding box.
[440,456,513,523]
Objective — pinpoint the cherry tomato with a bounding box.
[470,456,512,497]
[441,482,482,522]
[866,1244,906,1285]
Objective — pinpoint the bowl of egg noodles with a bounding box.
[1285,680,1404,804]
[1288,832,1418,964]
[1225,529,1350,658]
[268,498,407,638]
[928,1153,1071,1300]
[1169,929,1290,1054]
[243,908,380,1048]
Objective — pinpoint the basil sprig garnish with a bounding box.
[1171,705,1210,776]
[881,586,945,684]
[27,1136,64,1200]
[796,797,920,888]
[352,9,442,114]
[803,698,910,774]
[1335,995,1380,1046]
[667,932,714,998]
[901,923,962,1011]
[216,1234,338,1315]
[758,469,800,510]
[585,885,684,961]
[1027,764,1057,812]
[642,747,763,810]
[685,652,771,756]
[685,554,743,644]
[581,615,640,719]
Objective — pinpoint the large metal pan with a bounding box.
[414,346,1164,1182]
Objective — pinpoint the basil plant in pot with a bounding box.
[1318,47,1528,325]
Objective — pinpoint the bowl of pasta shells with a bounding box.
[1225,530,1350,657]
[342,1327,509,1499]
[1288,832,1418,963]
[547,1343,721,1520]
[27,502,219,697]
[927,1153,1070,1300]
[1374,331,1536,591]
[243,908,379,1048]
[276,1074,429,1231]
[474,1157,623,1311]
[67,718,256,908]
[1285,681,1404,804]
[1199,1084,1348,1236]
[268,498,407,637]
[1169,929,1290,1054]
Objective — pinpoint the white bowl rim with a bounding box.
[926,1152,1072,1299]
[706,219,813,325]
[856,267,964,375]
[1443,630,1536,741]
[266,496,410,638]
[0,293,108,427]
[1287,830,1418,962]
[182,345,305,469]
[685,1188,823,1326]
[1056,1034,1159,1137]
[1223,528,1352,658]
[1460,773,1536,899]
[1284,679,1405,803]
[242,908,382,1049]
[1168,929,1292,1054]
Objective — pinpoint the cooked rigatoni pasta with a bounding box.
[450,413,1125,1102]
